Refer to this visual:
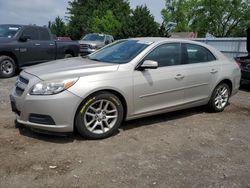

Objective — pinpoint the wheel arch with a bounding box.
[0,51,18,67]
[73,89,128,131]
[216,79,233,95]
[64,49,75,57]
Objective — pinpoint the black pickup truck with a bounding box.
[0,24,79,78]
[235,28,250,85]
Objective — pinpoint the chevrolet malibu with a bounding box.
[10,38,241,139]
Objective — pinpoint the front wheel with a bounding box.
[0,56,17,78]
[75,92,124,139]
[64,53,73,58]
[207,83,230,112]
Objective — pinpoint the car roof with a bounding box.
[129,37,199,44]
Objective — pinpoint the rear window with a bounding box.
[182,43,216,64]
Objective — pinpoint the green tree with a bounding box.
[161,0,250,37]
[123,5,159,37]
[90,10,122,37]
[66,0,131,39]
[161,0,194,32]
[49,16,66,37]
[191,0,250,37]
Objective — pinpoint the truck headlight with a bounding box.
[89,44,97,49]
[30,78,78,95]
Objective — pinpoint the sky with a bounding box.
[0,0,165,26]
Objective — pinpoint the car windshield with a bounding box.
[88,40,151,64]
[82,34,105,42]
[0,25,21,38]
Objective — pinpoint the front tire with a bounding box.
[64,53,73,58]
[75,92,124,139]
[207,83,230,112]
[0,56,16,78]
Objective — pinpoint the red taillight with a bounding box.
[234,58,242,69]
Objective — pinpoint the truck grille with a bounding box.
[15,76,29,96]
[80,44,90,49]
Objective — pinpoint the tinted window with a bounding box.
[184,43,216,64]
[22,27,39,40]
[39,28,50,40]
[143,43,181,67]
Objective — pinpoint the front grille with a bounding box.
[80,44,90,49]
[15,76,29,96]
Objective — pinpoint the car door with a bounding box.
[133,43,187,115]
[181,43,220,104]
[18,27,41,65]
[38,27,56,62]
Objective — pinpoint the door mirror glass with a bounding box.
[139,60,158,70]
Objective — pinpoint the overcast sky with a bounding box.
[0,0,165,26]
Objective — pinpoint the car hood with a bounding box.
[78,40,104,46]
[0,37,14,44]
[24,57,119,80]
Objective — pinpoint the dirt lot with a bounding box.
[0,77,249,188]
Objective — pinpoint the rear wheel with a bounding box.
[75,92,124,139]
[0,56,16,78]
[207,83,230,112]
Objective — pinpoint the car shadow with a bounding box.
[120,106,205,131]
[17,106,206,143]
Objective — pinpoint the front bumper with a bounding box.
[10,73,82,133]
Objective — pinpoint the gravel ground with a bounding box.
[0,77,249,188]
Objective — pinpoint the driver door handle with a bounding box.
[35,43,41,46]
[210,69,218,74]
[175,74,185,80]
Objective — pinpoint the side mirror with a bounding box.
[138,60,158,71]
[19,35,31,42]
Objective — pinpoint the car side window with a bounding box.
[21,27,39,40]
[143,43,181,67]
[39,28,50,40]
[184,43,216,64]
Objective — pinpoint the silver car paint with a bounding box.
[10,38,241,132]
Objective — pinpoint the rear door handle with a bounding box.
[35,43,41,46]
[210,69,218,74]
[49,43,54,46]
[175,74,185,80]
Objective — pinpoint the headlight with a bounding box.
[30,78,78,95]
[89,44,97,49]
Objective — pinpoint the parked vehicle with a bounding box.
[234,28,250,84]
[79,33,114,56]
[0,24,79,78]
[10,38,241,139]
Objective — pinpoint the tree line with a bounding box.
[49,0,250,40]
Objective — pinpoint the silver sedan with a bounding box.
[10,38,241,139]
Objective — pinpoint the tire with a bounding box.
[75,92,124,139]
[207,83,230,112]
[0,56,16,78]
[64,53,73,58]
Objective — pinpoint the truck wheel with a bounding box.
[75,92,124,139]
[64,54,73,58]
[0,56,17,78]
